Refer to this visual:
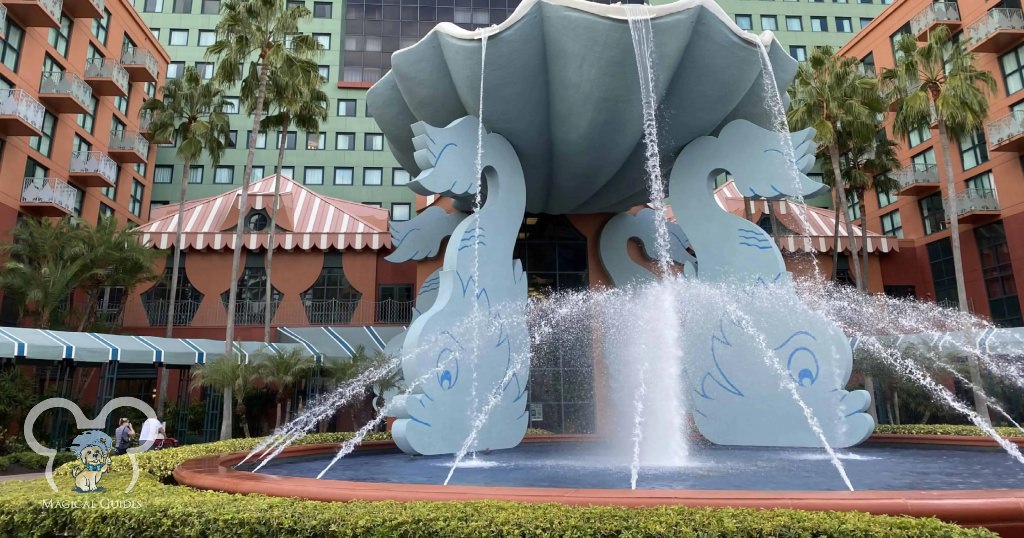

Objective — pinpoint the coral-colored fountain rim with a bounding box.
[174,434,1024,536]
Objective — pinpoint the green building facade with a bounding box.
[134,0,890,220]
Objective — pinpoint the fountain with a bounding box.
[173,0,1024,533]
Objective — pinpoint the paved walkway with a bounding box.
[0,472,44,482]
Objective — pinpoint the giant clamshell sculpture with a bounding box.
[368,0,875,456]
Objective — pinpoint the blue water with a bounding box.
[244,442,1024,491]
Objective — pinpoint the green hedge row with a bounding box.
[875,424,1024,437]
[0,473,994,538]
[0,451,76,472]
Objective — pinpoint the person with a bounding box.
[114,418,134,455]
[138,416,165,449]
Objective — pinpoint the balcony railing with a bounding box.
[109,130,150,161]
[84,57,129,96]
[966,8,1024,52]
[123,298,415,328]
[910,2,960,36]
[38,71,93,112]
[138,109,154,132]
[894,163,939,190]
[0,5,7,37]
[70,150,117,186]
[986,110,1024,151]
[120,45,158,82]
[21,176,77,214]
[945,189,1000,217]
[858,63,876,77]
[0,89,45,134]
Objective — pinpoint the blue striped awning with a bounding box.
[278,326,406,363]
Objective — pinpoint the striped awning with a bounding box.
[279,326,407,363]
[713,180,899,255]
[137,175,391,251]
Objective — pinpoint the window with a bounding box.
[130,180,144,217]
[912,148,936,171]
[877,184,897,208]
[975,222,1022,327]
[48,16,72,58]
[276,131,297,149]
[313,33,331,49]
[786,16,803,31]
[735,14,753,31]
[337,99,356,116]
[246,210,268,231]
[143,0,163,12]
[391,203,411,221]
[201,0,220,13]
[336,132,355,150]
[861,52,875,76]
[77,96,97,133]
[908,124,931,147]
[188,165,204,184]
[393,169,410,186]
[167,61,185,79]
[960,130,989,170]
[195,62,214,80]
[836,17,852,33]
[304,167,324,185]
[919,192,946,235]
[306,131,326,150]
[0,20,24,71]
[860,17,873,29]
[281,166,295,178]
[250,165,265,181]
[214,165,234,184]
[29,112,56,158]
[364,168,383,185]
[890,23,912,61]
[134,161,147,178]
[313,2,332,18]
[154,165,173,184]
[927,238,957,306]
[221,255,283,325]
[300,252,362,324]
[364,133,384,151]
[93,9,110,44]
[223,96,239,114]
[318,65,329,79]
[334,167,353,185]
[810,16,827,32]
[879,210,903,238]
[846,191,862,221]
[760,15,778,31]
[169,29,188,46]
[99,203,114,219]
[172,0,191,13]
[73,135,90,152]
[1002,45,1024,96]
[151,28,160,40]
[142,253,204,326]
[362,202,382,208]
[790,46,807,62]
[247,131,267,149]
[966,171,995,197]
[198,30,215,47]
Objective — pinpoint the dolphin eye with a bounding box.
[436,350,458,390]
[786,347,819,387]
[763,148,787,157]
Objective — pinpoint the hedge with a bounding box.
[0,452,76,472]
[0,473,994,538]
[875,424,1024,437]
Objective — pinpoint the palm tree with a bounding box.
[322,345,400,429]
[884,26,996,421]
[0,218,90,329]
[191,353,260,439]
[788,46,887,287]
[142,66,230,418]
[206,0,320,355]
[256,346,314,428]
[243,55,328,342]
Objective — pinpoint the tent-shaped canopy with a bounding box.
[278,326,407,362]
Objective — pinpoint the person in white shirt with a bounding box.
[139,417,165,448]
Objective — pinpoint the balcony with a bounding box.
[122,298,415,328]
[894,163,940,196]
[0,89,44,136]
[910,2,961,40]
[887,80,919,112]
[109,130,149,163]
[121,46,158,83]
[63,0,101,19]
[38,71,92,114]
[986,110,1024,152]
[138,109,170,143]
[3,0,60,28]
[21,177,76,217]
[967,8,1024,54]
[69,150,117,188]
[944,189,1000,224]
[84,58,129,97]
[0,5,7,38]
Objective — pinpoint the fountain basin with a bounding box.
[175,436,1024,535]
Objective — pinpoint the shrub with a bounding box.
[875,424,1024,438]
[0,451,75,472]
[0,474,994,538]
